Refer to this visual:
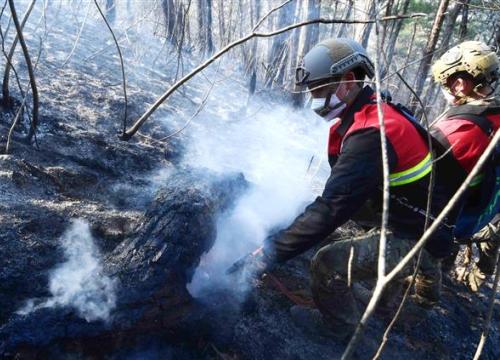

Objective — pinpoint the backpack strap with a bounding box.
[444,104,500,137]
[446,113,493,136]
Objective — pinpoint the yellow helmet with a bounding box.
[432,41,499,92]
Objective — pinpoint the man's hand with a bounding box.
[226,246,271,285]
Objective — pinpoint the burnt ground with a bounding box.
[0,2,498,359]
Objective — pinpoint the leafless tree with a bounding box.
[410,0,450,112]
[291,0,320,108]
[7,0,38,144]
[2,0,36,106]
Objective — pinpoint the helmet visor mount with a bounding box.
[295,65,310,86]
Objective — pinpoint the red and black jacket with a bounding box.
[431,102,500,176]
[430,102,500,232]
[264,86,456,261]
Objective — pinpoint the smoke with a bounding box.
[18,219,117,322]
[186,101,330,296]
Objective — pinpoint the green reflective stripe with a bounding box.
[478,177,500,225]
[389,152,432,187]
[468,173,484,187]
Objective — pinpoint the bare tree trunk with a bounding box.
[218,0,225,46]
[292,0,320,108]
[196,0,204,52]
[329,1,339,37]
[248,0,261,96]
[2,0,36,106]
[380,0,410,78]
[265,0,294,88]
[418,0,461,118]
[174,0,192,80]
[337,0,353,38]
[410,0,450,112]
[381,0,395,47]
[162,0,177,44]
[459,0,470,40]
[8,0,39,144]
[196,0,213,55]
[206,0,213,54]
[285,0,301,87]
[358,0,375,48]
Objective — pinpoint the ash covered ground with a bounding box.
[0,1,498,359]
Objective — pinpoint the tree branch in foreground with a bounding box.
[342,8,390,358]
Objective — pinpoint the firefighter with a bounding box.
[431,40,500,292]
[231,38,457,340]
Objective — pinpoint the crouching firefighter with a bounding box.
[431,40,500,292]
[228,38,459,340]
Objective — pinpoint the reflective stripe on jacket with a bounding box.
[328,92,432,187]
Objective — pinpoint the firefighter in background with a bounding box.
[231,38,458,341]
[431,41,500,292]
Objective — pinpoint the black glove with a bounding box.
[226,246,273,286]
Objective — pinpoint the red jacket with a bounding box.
[433,113,500,173]
[328,96,431,179]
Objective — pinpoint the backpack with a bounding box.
[391,101,500,239]
[437,104,500,239]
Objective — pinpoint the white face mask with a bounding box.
[310,93,347,121]
[441,88,457,104]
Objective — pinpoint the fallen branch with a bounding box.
[121,12,427,140]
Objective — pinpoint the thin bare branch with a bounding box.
[372,70,439,359]
[342,6,389,358]
[5,36,42,154]
[93,0,128,136]
[59,1,91,68]
[252,0,293,32]
[8,0,39,144]
[2,0,36,104]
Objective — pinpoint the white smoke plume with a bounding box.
[186,102,330,296]
[18,219,117,322]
